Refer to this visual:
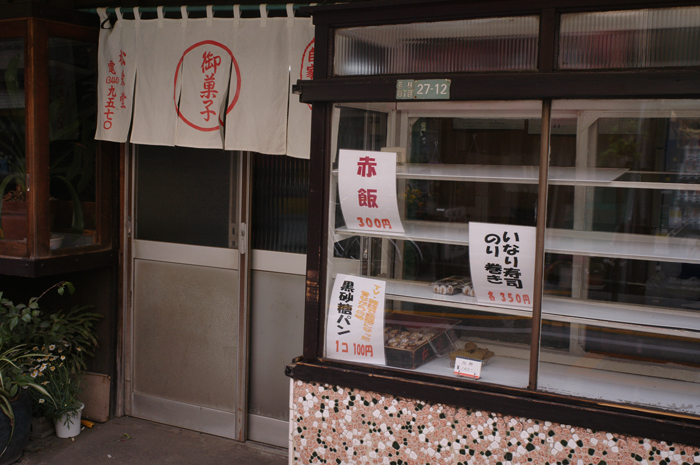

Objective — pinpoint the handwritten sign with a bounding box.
[326,274,386,365]
[102,49,129,132]
[469,222,536,309]
[338,149,405,235]
[454,357,483,379]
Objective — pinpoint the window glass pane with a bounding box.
[335,16,539,76]
[559,7,700,69]
[252,153,309,254]
[325,102,541,389]
[136,146,237,248]
[543,100,700,416]
[47,38,98,249]
[0,39,26,243]
[538,319,700,417]
[333,107,388,260]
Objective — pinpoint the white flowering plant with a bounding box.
[29,355,81,424]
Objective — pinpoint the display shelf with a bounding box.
[542,296,700,337]
[545,228,700,264]
[384,279,700,338]
[333,164,629,185]
[386,279,530,317]
[333,164,700,190]
[396,164,629,186]
[410,354,700,417]
[335,221,470,246]
[334,223,700,264]
[411,353,530,389]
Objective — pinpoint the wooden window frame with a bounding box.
[0,9,118,276]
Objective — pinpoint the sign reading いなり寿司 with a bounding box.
[469,222,536,310]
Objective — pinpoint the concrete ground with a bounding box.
[18,416,288,465]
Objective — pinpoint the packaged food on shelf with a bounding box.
[431,276,473,295]
[383,313,459,369]
[462,280,475,297]
[448,341,495,367]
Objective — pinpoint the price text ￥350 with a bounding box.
[488,291,531,305]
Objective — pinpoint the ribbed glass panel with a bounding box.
[251,154,309,254]
[334,16,539,76]
[560,7,700,69]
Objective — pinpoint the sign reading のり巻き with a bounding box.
[337,149,405,235]
[468,222,536,310]
[326,274,386,365]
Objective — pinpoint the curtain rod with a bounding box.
[80,4,313,15]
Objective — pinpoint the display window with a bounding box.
[322,99,700,416]
[0,14,113,270]
[294,0,700,444]
[0,38,26,243]
[326,101,543,389]
[46,37,99,250]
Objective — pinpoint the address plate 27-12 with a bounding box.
[396,79,451,100]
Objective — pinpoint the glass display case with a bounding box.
[323,99,700,417]
[0,6,114,275]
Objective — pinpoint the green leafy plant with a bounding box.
[0,281,101,373]
[0,346,51,454]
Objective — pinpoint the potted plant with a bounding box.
[31,361,83,438]
[0,345,51,464]
[0,282,100,443]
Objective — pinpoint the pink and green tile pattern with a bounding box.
[292,380,700,465]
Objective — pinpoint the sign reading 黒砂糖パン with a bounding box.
[326,274,386,365]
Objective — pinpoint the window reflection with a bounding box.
[0,39,26,242]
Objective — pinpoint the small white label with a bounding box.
[454,357,482,379]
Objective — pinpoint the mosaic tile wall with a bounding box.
[291,380,700,465]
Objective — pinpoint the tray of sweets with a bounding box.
[384,313,459,369]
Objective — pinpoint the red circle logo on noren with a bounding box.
[174,40,241,132]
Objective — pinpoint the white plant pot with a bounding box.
[54,404,84,438]
[50,234,64,249]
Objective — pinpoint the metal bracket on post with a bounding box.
[239,223,247,255]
